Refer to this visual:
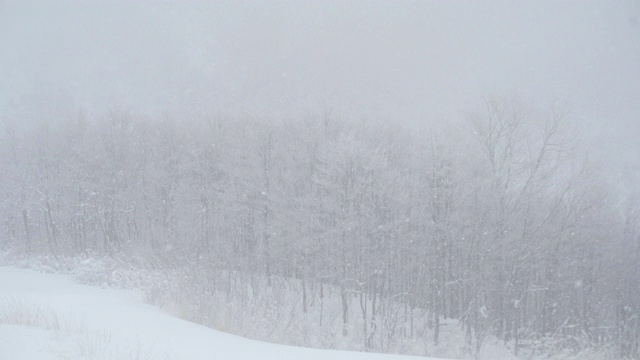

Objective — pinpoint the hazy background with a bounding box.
[1,0,639,191]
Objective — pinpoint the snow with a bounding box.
[0,326,59,360]
[0,266,440,360]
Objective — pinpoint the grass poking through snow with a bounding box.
[0,296,170,360]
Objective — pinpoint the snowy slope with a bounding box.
[0,266,442,360]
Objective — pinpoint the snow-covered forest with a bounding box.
[1,1,639,359]
[1,102,639,358]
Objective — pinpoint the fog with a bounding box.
[1,1,639,190]
[2,2,640,359]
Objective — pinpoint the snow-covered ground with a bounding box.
[0,266,441,360]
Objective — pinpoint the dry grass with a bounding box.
[0,297,62,331]
[0,296,170,360]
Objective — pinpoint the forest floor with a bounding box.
[0,266,441,360]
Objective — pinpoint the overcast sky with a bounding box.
[1,0,639,188]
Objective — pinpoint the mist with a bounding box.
[2,1,638,181]
[1,2,637,120]
[1,1,640,359]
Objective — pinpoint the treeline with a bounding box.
[0,99,638,357]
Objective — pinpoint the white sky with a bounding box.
[1,0,639,187]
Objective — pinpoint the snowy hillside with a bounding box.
[0,2,638,359]
[0,266,440,360]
